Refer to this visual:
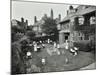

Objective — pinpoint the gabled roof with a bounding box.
[76,5,96,16]
[60,5,96,24]
[60,14,75,24]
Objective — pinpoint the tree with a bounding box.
[11,26,24,42]
[11,43,25,74]
[42,18,59,41]
[26,31,36,41]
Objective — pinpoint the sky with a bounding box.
[12,0,78,25]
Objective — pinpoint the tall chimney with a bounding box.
[51,8,53,19]
[21,17,24,23]
[58,14,61,21]
[26,20,28,26]
[67,10,69,15]
[34,16,37,24]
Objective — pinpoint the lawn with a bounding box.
[25,44,95,73]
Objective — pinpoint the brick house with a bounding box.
[58,5,96,51]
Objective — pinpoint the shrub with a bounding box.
[11,43,25,74]
[73,42,92,52]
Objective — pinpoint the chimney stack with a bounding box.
[67,10,69,15]
[26,20,28,26]
[21,17,24,23]
[51,8,54,19]
[34,16,37,24]
[58,14,61,21]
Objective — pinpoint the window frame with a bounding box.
[78,17,85,25]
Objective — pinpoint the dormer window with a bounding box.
[90,16,96,25]
[82,6,89,9]
[78,17,84,25]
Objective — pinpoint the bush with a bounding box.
[12,33,24,42]
[11,43,25,74]
[73,42,92,52]
[26,31,35,41]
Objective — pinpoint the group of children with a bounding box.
[26,39,79,65]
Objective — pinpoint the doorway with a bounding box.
[64,33,70,40]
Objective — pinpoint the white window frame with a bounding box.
[78,17,84,25]
[90,16,96,25]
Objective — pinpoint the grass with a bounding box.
[26,44,95,73]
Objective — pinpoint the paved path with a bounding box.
[80,62,96,70]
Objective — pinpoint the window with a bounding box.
[71,19,74,25]
[90,16,96,25]
[69,9,76,14]
[82,6,86,9]
[66,23,69,29]
[84,35,89,40]
[78,17,84,25]
[57,24,61,30]
[79,37,83,40]
[83,6,89,9]
[79,33,81,36]
[78,32,83,36]
[62,23,69,30]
